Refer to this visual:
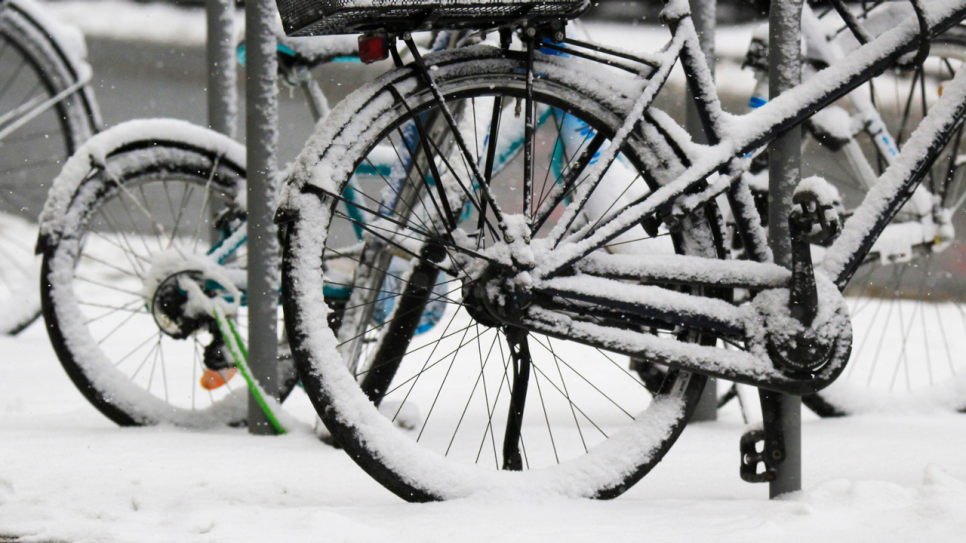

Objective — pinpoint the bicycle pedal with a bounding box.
[739,428,775,483]
[791,177,842,246]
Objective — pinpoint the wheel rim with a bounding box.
[46,146,292,426]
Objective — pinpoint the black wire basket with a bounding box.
[276,0,591,37]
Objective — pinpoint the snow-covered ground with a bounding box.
[5,216,966,540]
[3,308,966,541]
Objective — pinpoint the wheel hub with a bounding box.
[461,265,533,329]
[150,271,210,340]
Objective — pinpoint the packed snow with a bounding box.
[3,319,966,540]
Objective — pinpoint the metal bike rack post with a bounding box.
[207,0,237,138]
[206,0,237,251]
[245,0,281,434]
[686,0,717,422]
[765,0,803,497]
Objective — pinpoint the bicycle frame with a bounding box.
[423,0,966,394]
[276,0,966,396]
[534,0,966,284]
[754,3,966,230]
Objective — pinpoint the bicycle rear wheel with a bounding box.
[283,46,719,500]
[40,121,296,427]
[0,3,97,335]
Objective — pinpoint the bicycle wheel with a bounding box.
[0,2,97,335]
[282,46,719,501]
[40,120,297,427]
[801,28,966,414]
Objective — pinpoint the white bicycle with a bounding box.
[0,0,99,336]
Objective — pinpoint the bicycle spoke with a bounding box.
[113,331,162,368]
[81,299,147,326]
[547,338,585,453]
[389,306,477,423]
[190,153,222,251]
[415,324,477,442]
[79,252,143,280]
[0,58,27,103]
[475,339,512,468]
[532,132,606,235]
[443,325,500,456]
[530,364,558,464]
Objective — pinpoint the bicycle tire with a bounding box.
[282,45,720,501]
[40,120,297,427]
[0,1,98,335]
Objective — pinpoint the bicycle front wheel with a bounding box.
[282,46,718,501]
[0,3,97,335]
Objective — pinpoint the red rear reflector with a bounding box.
[358,34,389,64]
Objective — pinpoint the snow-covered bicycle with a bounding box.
[275,0,966,500]
[0,0,98,335]
[631,1,966,417]
[36,0,966,432]
[780,3,966,417]
[33,29,464,427]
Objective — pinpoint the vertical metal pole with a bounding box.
[245,0,280,434]
[766,0,804,497]
[207,0,237,138]
[206,0,237,247]
[687,0,717,422]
